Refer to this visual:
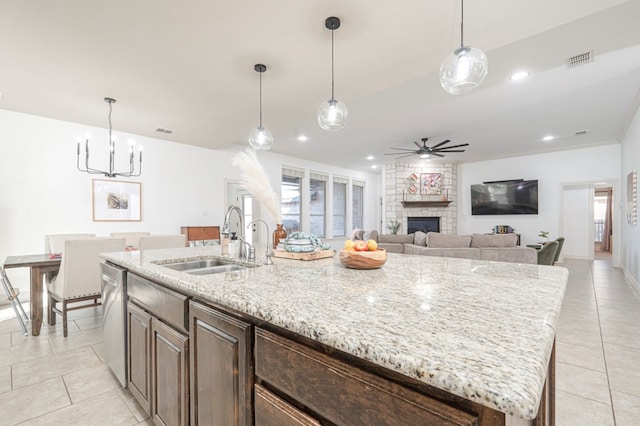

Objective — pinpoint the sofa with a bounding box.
[353,230,537,264]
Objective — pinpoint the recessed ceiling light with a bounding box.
[510,71,530,81]
[542,135,554,142]
[366,155,374,160]
[371,164,378,169]
[297,135,308,142]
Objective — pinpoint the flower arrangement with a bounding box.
[386,219,401,234]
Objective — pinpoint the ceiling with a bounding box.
[2,0,640,172]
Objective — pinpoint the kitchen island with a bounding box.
[102,246,568,425]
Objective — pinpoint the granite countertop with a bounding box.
[102,246,568,420]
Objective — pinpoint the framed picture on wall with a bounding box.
[420,173,443,195]
[92,179,142,221]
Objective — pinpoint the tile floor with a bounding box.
[0,258,638,425]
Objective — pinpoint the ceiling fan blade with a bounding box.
[413,141,424,150]
[436,149,466,153]
[430,153,445,157]
[395,153,419,159]
[429,139,451,150]
[433,143,469,151]
[389,147,418,151]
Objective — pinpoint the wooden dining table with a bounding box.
[3,254,61,336]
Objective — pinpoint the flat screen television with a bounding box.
[471,179,538,215]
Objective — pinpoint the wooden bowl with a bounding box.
[339,248,387,269]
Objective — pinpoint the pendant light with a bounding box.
[439,0,488,95]
[317,16,348,131]
[248,64,273,150]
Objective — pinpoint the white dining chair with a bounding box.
[137,235,186,251]
[109,232,151,248]
[47,237,125,337]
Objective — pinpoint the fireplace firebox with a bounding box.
[407,217,440,234]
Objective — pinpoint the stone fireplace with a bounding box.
[384,160,457,235]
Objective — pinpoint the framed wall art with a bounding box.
[627,170,637,225]
[420,173,443,195]
[92,179,142,222]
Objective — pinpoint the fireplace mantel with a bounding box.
[401,200,452,208]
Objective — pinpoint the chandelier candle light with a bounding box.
[439,0,488,95]
[248,64,274,150]
[317,16,348,131]
[76,98,142,178]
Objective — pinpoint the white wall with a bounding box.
[561,185,593,259]
[620,103,640,288]
[458,145,622,249]
[0,109,379,292]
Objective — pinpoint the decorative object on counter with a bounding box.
[231,148,282,223]
[273,223,287,250]
[317,16,348,131]
[439,0,488,95]
[247,64,274,150]
[386,219,401,235]
[339,248,387,269]
[279,231,330,253]
[92,179,141,221]
[272,249,336,261]
[77,97,143,178]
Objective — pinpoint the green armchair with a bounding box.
[537,241,559,265]
[553,237,565,265]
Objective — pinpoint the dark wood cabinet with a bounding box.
[180,226,220,246]
[127,301,152,415]
[255,328,479,426]
[151,317,189,426]
[254,384,321,426]
[189,300,253,426]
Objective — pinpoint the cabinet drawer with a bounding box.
[255,328,478,426]
[255,384,320,426]
[128,273,189,333]
[181,226,220,241]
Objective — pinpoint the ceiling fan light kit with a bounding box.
[439,0,488,95]
[248,63,274,150]
[317,16,348,131]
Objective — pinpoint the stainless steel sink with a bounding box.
[160,258,249,275]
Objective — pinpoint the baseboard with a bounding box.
[562,255,593,261]
[622,266,640,295]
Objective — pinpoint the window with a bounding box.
[310,173,327,237]
[281,168,303,234]
[333,177,348,236]
[352,180,364,229]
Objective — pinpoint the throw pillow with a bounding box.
[350,228,365,241]
[471,233,517,248]
[414,231,427,246]
[363,230,379,242]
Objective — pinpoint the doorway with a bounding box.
[593,187,613,261]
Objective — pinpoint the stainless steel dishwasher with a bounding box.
[101,261,127,387]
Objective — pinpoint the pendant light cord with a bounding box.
[460,0,464,48]
[259,70,263,128]
[331,29,335,100]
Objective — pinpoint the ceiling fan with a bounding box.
[385,138,469,159]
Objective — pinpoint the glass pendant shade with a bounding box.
[317,98,348,131]
[439,46,488,95]
[248,125,273,150]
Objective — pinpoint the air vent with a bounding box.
[568,51,593,68]
[575,130,589,136]
[155,127,174,134]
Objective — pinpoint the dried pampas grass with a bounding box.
[231,148,282,223]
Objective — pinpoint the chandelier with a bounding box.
[76,97,142,178]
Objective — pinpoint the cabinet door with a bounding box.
[255,384,321,426]
[127,301,152,415]
[189,301,252,426]
[151,317,189,426]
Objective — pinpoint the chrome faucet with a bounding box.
[222,205,254,260]
[247,218,273,265]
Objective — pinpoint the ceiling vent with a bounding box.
[155,127,174,134]
[568,51,594,68]
[575,130,589,136]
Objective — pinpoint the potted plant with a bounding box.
[538,230,550,242]
[386,219,401,235]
